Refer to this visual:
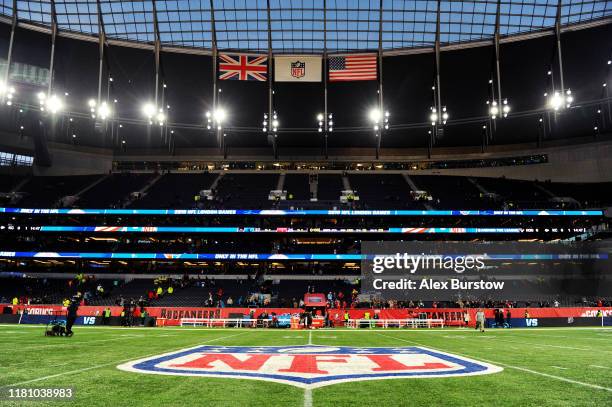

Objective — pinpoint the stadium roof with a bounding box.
[1,0,610,53]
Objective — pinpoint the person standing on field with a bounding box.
[476,308,485,332]
[463,311,471,327]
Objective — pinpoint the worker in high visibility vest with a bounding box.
[103,308,112,325]
[364,311,371,328]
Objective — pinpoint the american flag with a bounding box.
[328,54,377,82]
[218,54,268,81]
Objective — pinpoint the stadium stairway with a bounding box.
[411,175,488,209]
[284,174,311,201]
[78,173,156,208]
[131,172,218,208]
[402,174,432,210]
[17,175,104,208]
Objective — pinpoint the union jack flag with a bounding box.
[218,54,268,81]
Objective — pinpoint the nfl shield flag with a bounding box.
[218,54,268,81]
[275,56,322,82]
[291,61,306,78]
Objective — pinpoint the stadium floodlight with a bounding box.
[487,100,499,119]
[156,110,165,126]
[430,107,438,125]
[98,102,111,120]
[502,99,510,117]
[547,89,573,111]
[142,102,156,121]
[214,108,226,124]
[142,102,165,125]
[431,106,448,125]
[369,108,381,124]
[0,81,15,106]
[88,99,112,120]
[369,108,389,130]
[38,93,64,114]
[206,108,227,130]
[487,99,509,119]
[263,112,278,133]
[317,113,333,133]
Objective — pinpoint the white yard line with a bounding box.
[1,331,249,388]
[373,332,612,393]
[303,330,314,407]
[590,365,611,369]
[9,335,148,350]
[303,388,313,407]
[414,329,611,354]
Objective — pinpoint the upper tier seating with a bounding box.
[2,172,610,209]
[78,173,155,208]
[0,174,25,192]
[214,173,279,209]
[317,174,343,201]
[129,173,218,208]
[349,174,415,209]
[17,175,103,207]
[411,175,488,209]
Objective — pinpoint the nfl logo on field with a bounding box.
[291,61,305,78]
[117,345,502,388]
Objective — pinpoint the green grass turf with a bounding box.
[0,325,610,406]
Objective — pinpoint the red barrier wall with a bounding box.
[4,304,611,326]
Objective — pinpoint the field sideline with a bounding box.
[0,325,610,406]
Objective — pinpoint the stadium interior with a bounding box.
[0,1,610,406]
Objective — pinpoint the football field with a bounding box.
[0,325,610,406]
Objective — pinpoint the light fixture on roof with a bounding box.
[430,106,448,125]
[88,99,112,120]
[38,92,64,114]
[263,111,278,133]
[0,81,15,106]
[547,89,573,111]
[317,112,334,133]
[369,108,389,131]
[142,102,155,121]
[206,107,227,130]
[487,99,510,119]
[142,102,165,125]
[429,107,438,125]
